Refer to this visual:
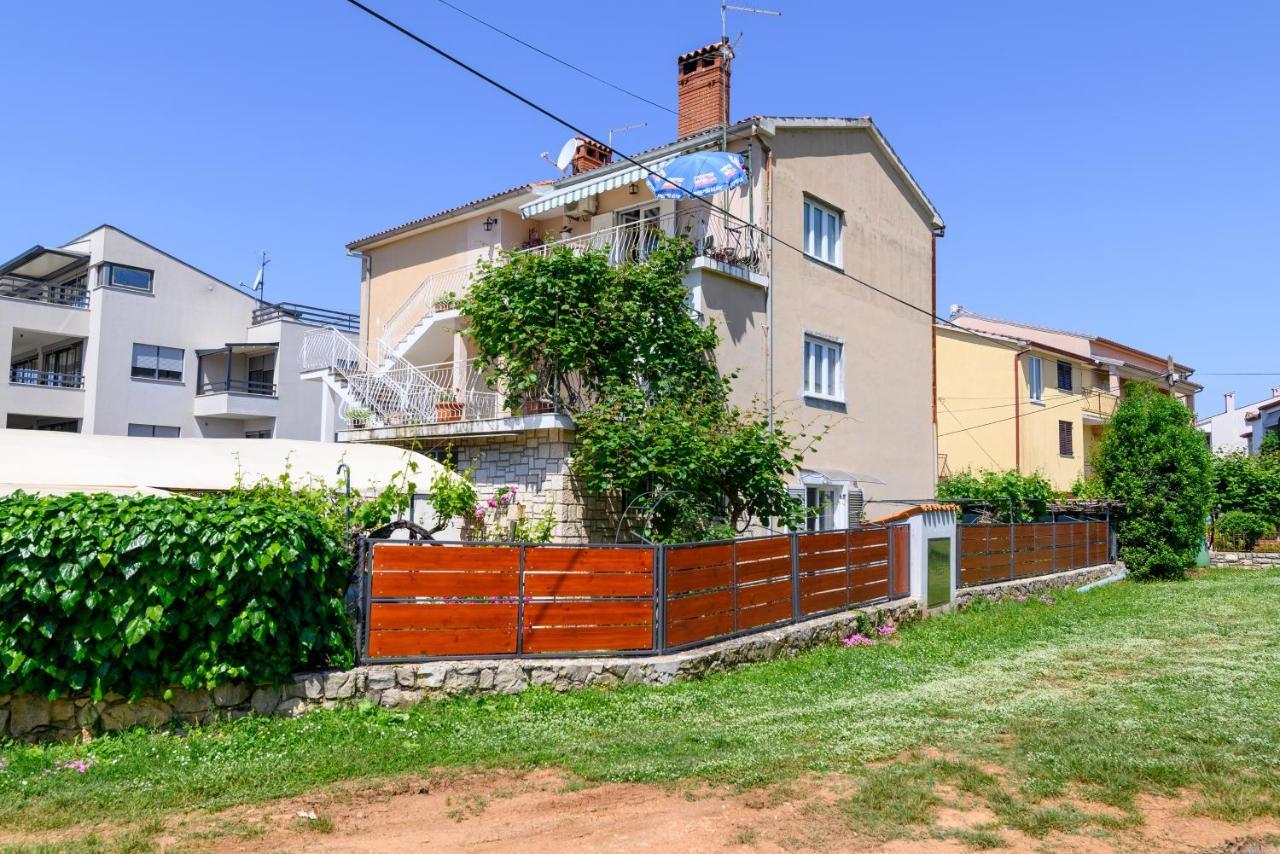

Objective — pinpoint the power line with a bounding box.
[939,399,1000,466]
[936,392,1100,438]
[431,0,676,117]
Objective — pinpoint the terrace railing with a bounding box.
[0,276,88,309]
[8,368,84,389]
[253,301,358,333]
[196,378,277,396]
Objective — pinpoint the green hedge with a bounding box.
[0,491,353,699]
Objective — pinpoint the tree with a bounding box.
[462,237,810,540]
[1094,383,1212,580]
[1261,430,1280,458]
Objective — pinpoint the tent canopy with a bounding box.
[0,429,439,496]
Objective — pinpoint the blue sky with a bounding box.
[3,1,1276,415]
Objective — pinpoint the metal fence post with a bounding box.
[731,540,739,633]
[790,532,801,623]
[516,545,526,657]
[1051,518,1058,574]
[654,545,667,653]
[1009,520,1016,581]
[357,538,371,667]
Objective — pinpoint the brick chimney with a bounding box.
[570,138,611,175]
[677,40,732,138]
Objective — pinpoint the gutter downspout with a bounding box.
[755,126,776,433]
[1013,346,1028,473]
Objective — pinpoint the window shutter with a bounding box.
[132,344,157,372]
[847,487,864,527]
[1059,421,1073,456]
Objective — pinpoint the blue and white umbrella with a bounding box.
[646,151,749,199]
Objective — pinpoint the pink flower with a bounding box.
[843,633,875,647]
[875,624,896,636]
[473,504,486,519]
[1039,596,1056,605]
[487,497,498,509]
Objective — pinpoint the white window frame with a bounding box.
[803,196,843,268]
[802,333,844,403]
[1028,355,1044,403]
[805,484,846,532]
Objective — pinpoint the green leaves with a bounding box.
[0,490,352,698]
[938,470,1055,523]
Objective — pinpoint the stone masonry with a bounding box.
[1209,551,1280,569]
[1,563,1125,742]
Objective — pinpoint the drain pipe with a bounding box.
[754,127,776,433]
[347,248,372,355]
[1076,568,1127,592]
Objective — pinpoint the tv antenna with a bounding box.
[718,3,780,150]
[608,122,647,147]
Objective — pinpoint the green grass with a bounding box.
[3,568,1280,845]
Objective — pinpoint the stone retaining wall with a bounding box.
[1210,551,1280,568]
[1,563,1120,742]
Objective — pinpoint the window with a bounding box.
[1057,361,1073,392]
[35,420,79,433]
[803,197,842,267]
[803,335,843,401]
[247,353,275,395]
[806,486,841,532]
[102,263,153,292]
[43,342,83,385]
[127,423,180,438]
[131,343,184,381]
[244,428,273,439]
[1059,420,1074,457]
[1028,356,1043,402]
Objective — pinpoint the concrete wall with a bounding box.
[766,126,937,511]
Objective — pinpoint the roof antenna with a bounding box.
[608,122,647,147]
[719,2,780,151]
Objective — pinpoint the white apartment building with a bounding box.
[1,225,354,440]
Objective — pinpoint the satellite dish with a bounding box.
[555,137,581,173]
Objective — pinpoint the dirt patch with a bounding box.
[12,771,1280,853]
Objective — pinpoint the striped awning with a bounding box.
[519,156,677,218]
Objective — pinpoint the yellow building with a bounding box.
[936,309,1199,492]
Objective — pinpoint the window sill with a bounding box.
[802,253,844,274]
[803,393,847,414]
[130,376,185,386]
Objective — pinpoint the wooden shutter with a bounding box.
[1058,421,1074,456]
[1057,361,1073,391]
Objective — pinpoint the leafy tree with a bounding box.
[937,468,1054,523]
[462,237,809,540]
[1215,509,1275,552]
[1211,451,1280,522]
[1261,430,1280,458]
[1094,383,1213,580]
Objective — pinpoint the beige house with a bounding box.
[303,42,945,540]
[936,308,1200,491]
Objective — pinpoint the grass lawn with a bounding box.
[3,567,1280,847]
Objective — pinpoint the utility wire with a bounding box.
[431,0,676,116]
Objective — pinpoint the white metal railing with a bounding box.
[376,208,767,359]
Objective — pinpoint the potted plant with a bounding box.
[520,393,554,416]
[435,391,464,423]
[433,290,459,313]
[346,407,372,429]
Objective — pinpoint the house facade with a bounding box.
[303,42,945,540]
[1242,398,1280,455]
[936,308,1200,491]
[1197,389,1280,454]
[1,225,354,440]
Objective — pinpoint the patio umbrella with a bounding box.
[646,151,748,199]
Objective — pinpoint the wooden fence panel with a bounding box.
[958,520,1111,587]
[890,525,911,597]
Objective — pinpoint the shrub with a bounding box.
[0,490,353,699]
[937,469,1054,523]
[1094,383,1213,580]
[1215,510,1275,552]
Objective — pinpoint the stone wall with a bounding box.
[1,562,1120,742]
[453,428,619,543]
[1209,551,1280,569]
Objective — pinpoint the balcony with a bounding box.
[379,208,767,362]
[9,368,84,389]
[194,344,279,420]
[1082,387,1119,422]
[252,301,359,333]
[6,368,85,421]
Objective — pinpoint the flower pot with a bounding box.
[433,301,454,313]
[521,399,553,416]
[436,401,464,422]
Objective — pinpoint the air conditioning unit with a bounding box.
[565,196,598,216]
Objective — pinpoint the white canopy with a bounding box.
[0,429,440,497]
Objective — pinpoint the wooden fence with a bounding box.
[957,520,1110,588]
[360,525,910,662]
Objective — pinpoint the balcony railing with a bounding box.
[1082,386,1119,419]
[9,368,84,389]
[347,359,503,429]
[0,277,88,309]
[197,378,277,397]
[253,301,359,333]
[379,208,767,360]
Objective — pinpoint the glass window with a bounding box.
[247,353,275,395]
[803,334,843,401]
[127,423,180,438]
[131,343,183,381]
[805,486,840,532]
[103,263,153,291]
[1028,356,1044,402]
[803,197,842,267]
[244,428,273,439]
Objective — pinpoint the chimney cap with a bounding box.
[678,40,731,64]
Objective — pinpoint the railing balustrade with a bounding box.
[0,277,88,309]
[8,368,84,389]
[197,379,277,396]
